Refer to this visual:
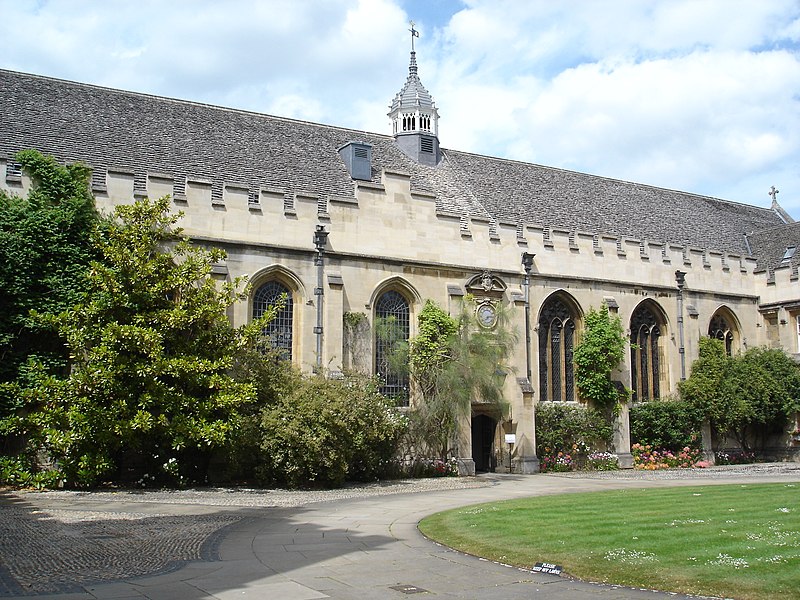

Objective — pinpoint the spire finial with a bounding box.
[409,20,419,52]
[769,185,780,202]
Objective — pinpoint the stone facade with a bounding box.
[2,61,799,473]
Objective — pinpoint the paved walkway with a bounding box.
[1,463,799,599]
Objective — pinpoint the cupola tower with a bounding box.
[388,22,441,166]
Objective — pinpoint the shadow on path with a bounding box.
[0,491,395,598]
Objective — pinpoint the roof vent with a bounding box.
[338,141,372,181]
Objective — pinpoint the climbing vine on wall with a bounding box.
[573,303,628,411]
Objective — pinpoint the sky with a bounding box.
[2,0,800,215]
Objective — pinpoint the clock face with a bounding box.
[477,303,497,328]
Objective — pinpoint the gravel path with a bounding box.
[10,475,489,508]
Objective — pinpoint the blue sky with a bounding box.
[2,0,799,215]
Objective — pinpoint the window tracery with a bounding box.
[709,311,736,356]
[630,303,662,401]
[538,296,576,402]
[253,280,294,360]
[375,290,410,405]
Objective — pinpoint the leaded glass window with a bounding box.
[538,297,576,402]
[631,304,662,401]
[253,281,293,360]
[375,290,410,406]
[709,313,734,356]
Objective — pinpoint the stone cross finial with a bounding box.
[409,21,419,51]
[769,186,780,202]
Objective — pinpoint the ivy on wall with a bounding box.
[573,303,628,411]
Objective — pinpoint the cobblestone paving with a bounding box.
[0,478,488,595]
[0,504,242,595]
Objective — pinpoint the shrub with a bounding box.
[404,298,515,460]
[680,339,800,452]
[0,455,63,490]
[256,374,407,488]
[535,402,612,459]
[630,397,702,451]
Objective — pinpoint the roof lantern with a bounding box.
[388,22,441,166]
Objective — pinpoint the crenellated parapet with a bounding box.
[3,156,786,306]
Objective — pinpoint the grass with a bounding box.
[418,482,800,599]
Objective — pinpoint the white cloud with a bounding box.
[425,0,800,210]
[1,0,799,213]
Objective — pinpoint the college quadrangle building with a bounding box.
[2,47,799,473]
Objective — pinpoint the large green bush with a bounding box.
[535,402,612,457]
[679,338,800,451]
[257,375,407,488]
[629,397,702,451]
[4,196,268,487]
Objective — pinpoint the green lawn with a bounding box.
[418,482,800,599]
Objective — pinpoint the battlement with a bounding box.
[0,157,783,298]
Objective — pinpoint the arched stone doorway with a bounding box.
[472,414,497,473]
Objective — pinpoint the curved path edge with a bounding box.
[1,464,798,599]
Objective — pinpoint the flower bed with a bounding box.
[715,450,756,465]
[540,448,620,472]
[404,457,460,477]
[632,443,704,469]
[540,451,575,472]
[585,451,620,471]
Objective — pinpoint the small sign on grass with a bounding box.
[532,562,562,576]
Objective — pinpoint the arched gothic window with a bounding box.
[709,312,735,356]
[630,304,663,401]
[253,281,293,360]
[538,296,577,402]
[375,290,410,406]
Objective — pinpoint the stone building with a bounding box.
[2,48,799,473]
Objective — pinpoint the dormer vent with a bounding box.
[338,141,372,181]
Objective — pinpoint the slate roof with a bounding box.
[0,68,789,258]
[747,221,800,273]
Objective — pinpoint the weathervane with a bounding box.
[409,20,419,51]
[769,185,780,202]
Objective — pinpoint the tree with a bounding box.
[723,347,800,450]
[0,150,98,422]
[573,303,628,411]
[10,196,267,486]
[678,338,732,428]
[404,298,516,460]
[679,338,800,451]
